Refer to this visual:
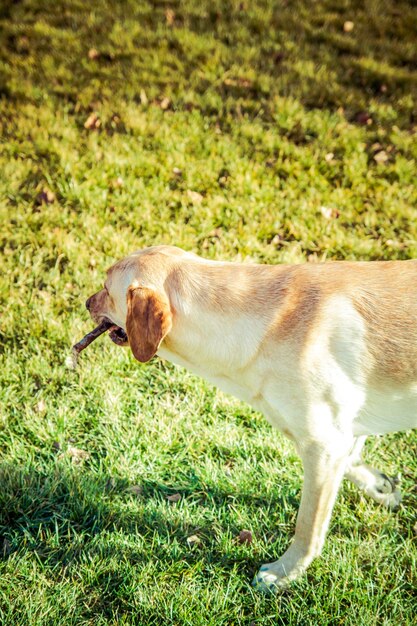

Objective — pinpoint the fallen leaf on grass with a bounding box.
[187,190,203,204]
[88,48,100,60]
[110,113,123,129]
[112,176,124,188]
[60,446,90,464]
[84,113,101,130]
[36,188,55,205]
[238,529,253,544]
[167,493,181,503]
[126,485,143,496]
[186,535,201,546]
[17,36,30,53]
[270,234,284,246]
[159,97,171,110]
[165,9,175,25]
[36,399,46,413]
[373,150,389,164]
[217,168,230,186]
[224,77,253,88]
[139,89,148,105]
[320,206,340,220]
[355,111,372,126]
[385,239,406,250]
[208,227,222,238]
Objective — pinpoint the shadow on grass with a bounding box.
[0,461,299,578]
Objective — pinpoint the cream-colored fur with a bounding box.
[86,245,416,592]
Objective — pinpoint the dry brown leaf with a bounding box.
[374,150,389,164]
[126,485,143,496]
[187,190,203,204]
[356,111,372,126]
[386,239,405,250]
[36,188,55,205]
[165,9,175,25]
[112,176,124,188]
[167,493,181,503]
[224,77,252,88]
[270,234,284,246]
[238,529,253,544]
[63,446,90,464]
[84,113,100,130]
[208,227,222,238]
[320,206,340,220]
[159,97,171,110]
[186,534,201,545]
[36,399,46,413]
[17,36,30,52]
[88,48,100,60]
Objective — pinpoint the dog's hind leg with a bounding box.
[345,436,401,509]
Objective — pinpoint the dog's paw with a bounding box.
[374,473,402,509]
[252,567,287,594]
[252,560,305,594]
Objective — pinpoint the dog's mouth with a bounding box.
[107,324,129,346]
[101,318,129,346]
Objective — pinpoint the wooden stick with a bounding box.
[66,320,113,369]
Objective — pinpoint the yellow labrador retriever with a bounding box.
[85,245,416,592]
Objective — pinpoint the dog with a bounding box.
[85,245,416,592]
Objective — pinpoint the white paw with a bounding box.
[252,561,304,593]
[372,474,402,509]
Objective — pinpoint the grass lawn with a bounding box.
[1,0,416,624]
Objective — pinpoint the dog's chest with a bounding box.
[158,344,258,403]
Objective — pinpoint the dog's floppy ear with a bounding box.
[126,286,172,363]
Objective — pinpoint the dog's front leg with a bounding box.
[253,437,352,592]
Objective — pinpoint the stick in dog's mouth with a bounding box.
[67,319,128,368]
[73,319,114,354]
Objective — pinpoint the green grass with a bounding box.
[1,0,416,624]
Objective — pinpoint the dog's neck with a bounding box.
[161,260,288,372]
[166,259,290,318]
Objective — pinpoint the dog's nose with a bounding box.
[85,296,92,311]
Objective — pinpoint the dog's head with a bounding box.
[85,247,175,362]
